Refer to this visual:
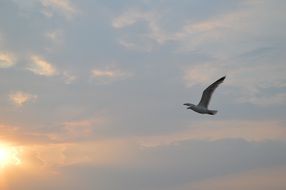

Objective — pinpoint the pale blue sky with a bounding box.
[0,0,286,190]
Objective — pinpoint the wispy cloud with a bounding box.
[183,62,286,106]
[0,52,16,68]
[173,10,249,53]
[49,118,101,141]
[112,9,247,51]
[138,120,286,147]
[28,56,77,83]
[91,69,117,78]
[41,0,78,19]
[118,39,153,52]
[9,91,37,107]
[11,0,78,20]
[187,166,286,190]
[45,29,64,45]
[28,55,58,76]
[91,66,132,84]
[112,9,166,50]
[183,60,286,90]
[62,71,77,84]
[183,63,227,88]
[238,92,286,107]
[113,1,285,56]
[16,118,286,169]
[112,10,155,29]
[22,139,136,169]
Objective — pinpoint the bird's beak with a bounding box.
[187,107,191,109]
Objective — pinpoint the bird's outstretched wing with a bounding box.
[198,76,225,108]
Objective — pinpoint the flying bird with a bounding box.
[183,76,226,115]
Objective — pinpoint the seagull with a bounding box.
[183,76,226,115]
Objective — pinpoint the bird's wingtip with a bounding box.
[219,76,226,82]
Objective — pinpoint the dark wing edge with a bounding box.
[198,76,226,108]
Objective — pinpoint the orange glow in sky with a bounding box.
[0,143,22,168]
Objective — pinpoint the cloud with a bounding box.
[118,40,137,50]
[172,10,249,53]
[45,29,64,45]
[174,1,285,56]
[62,71,77,84]
[112,9,167,50]
[0,52,16,68]
[91,66,132,84]
[112,10,156,29]
[112,8,247,51]
[10,117,273,169]
[113,1,286,56]
[91,69,117,78]
[27,56,76,83]
[0,115,107,146]
[41,0,78,19]
[183,63,226,88]
[182,62,286,106]
[25,140,135,168]
[48,117,107,142]
[27,55,58,76]
[0,123,53,146]
[118,39,153,52]
[9,91,38,107]
[238,92,286,106]
[186,166,286,190]
[0,117,129,168]
[138,120,286,147]
[11,0,78,20]
[6,137,286,190]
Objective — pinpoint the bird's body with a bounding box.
[184,76,225,115]
[187,105,217,115]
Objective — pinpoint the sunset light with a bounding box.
[0,144,21,168]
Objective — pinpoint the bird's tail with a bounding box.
[208,110,218,115]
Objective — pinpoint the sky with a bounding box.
[0,0,286,189]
